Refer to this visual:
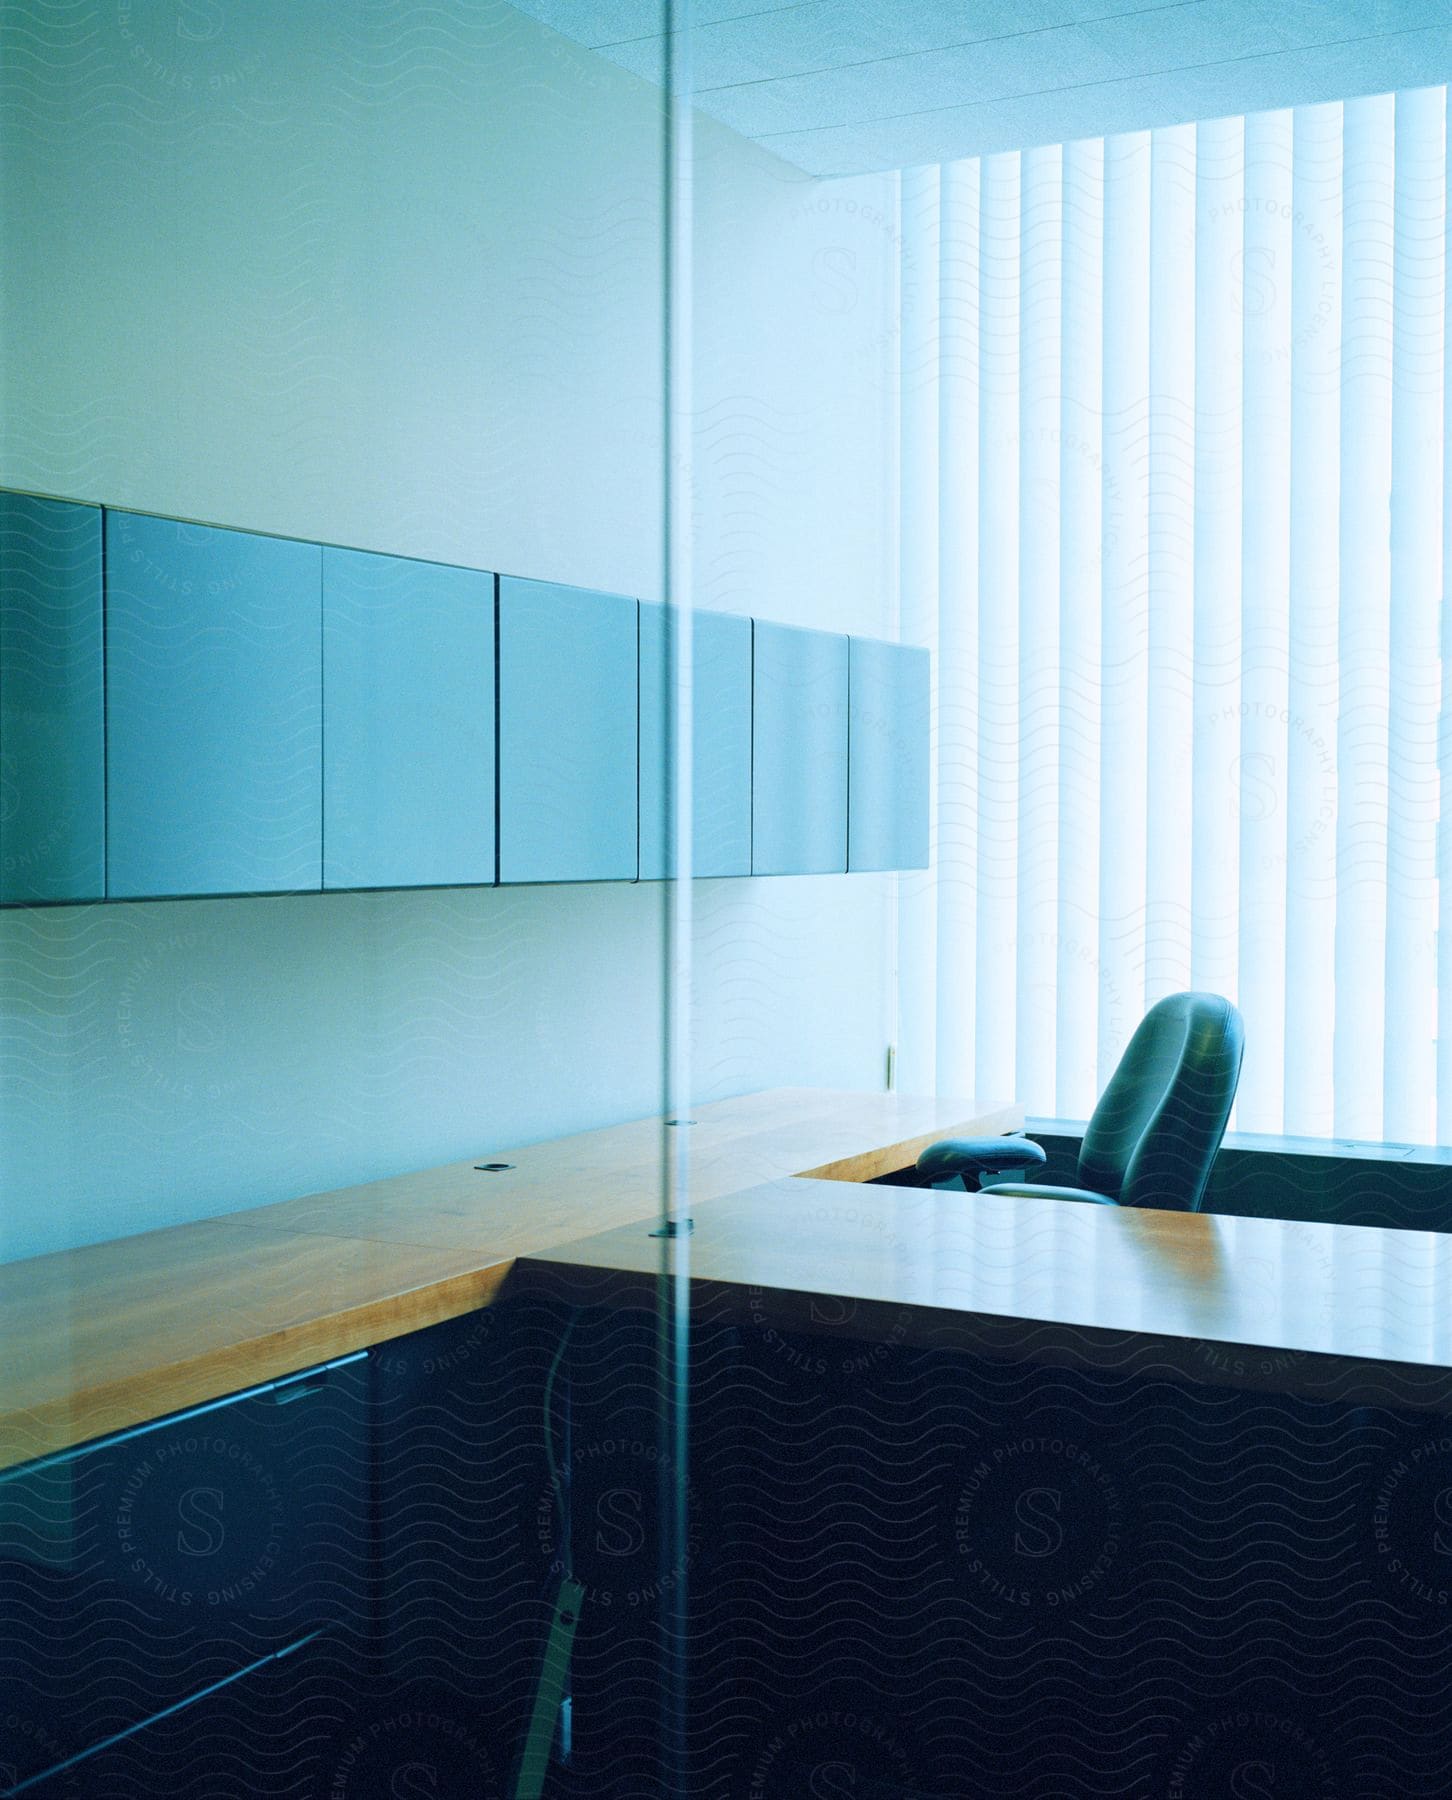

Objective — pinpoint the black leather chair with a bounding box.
[918,991,1245,1212]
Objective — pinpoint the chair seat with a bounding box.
[916,1135,1049,1183]
[979,1181,1118,1206]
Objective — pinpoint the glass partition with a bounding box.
[0,1,687,1793]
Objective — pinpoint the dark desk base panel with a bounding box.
[8,1303,1450,1797]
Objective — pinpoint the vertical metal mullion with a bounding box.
[659,3,695,1794]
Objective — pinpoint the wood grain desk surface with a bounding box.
[0,1088,1019,1471]
[518,1178,1452,1410]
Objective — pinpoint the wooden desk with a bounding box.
[0,1089,1018,1471]
[517,1177,1452,1412]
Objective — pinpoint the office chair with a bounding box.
[918,991,1245,1212]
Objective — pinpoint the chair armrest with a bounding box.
[916,1135,1049,1183]
[979,1181,1117,1205]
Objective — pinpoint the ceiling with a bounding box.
[509,0,1452,174]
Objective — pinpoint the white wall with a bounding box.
[0,0,901,1260]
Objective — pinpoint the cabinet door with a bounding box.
[323,547,494,891]
[105,514,322,898]
[751,622,848,876]
[848,638,930,871]
[0,1357,368,1795]
[0,494,104,903]
[497,576,637,883]
[639,603,752,880]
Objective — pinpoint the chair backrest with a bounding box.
[1076,991,1244,1212]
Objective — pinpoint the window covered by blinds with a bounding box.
[900,87,1449,1144]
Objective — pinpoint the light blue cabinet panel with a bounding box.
[849,638,930,872]
[323,547,494,890]
[498,576,637,883]
[106,514,322,898]
[639,603,752,880]
[751,621,848,876]
[0,494,104,902]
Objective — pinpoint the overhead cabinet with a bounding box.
[848,638,930,872]
[0,494,105,903]
[0,491,931,903]
[498,576,638,884]
[323,547,494,890]
[751,621,849,876]
[639,603,752,880]
[105,515,322,899]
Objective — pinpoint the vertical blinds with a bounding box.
[901,87,1450,1144]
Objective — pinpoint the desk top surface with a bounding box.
[0,1088,1018,1470]
[519,1177,1452,1409]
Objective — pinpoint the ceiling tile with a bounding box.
[1079,0,1291,75]
[1253,0,1452,51]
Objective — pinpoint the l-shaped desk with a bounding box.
[6,1086,1452,1474]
